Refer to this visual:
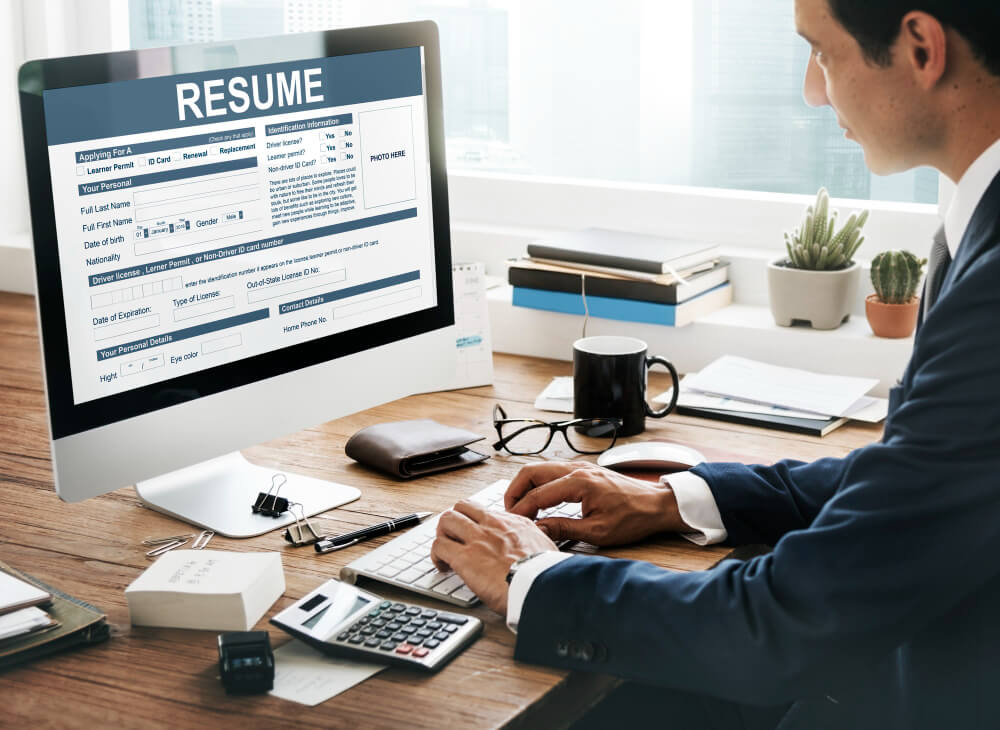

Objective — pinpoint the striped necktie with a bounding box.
[919,226,951,324]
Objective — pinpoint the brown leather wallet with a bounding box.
[344,420,490,479]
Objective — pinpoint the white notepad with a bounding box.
[0,571,51,616]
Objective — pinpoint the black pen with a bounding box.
[315,512,434,553]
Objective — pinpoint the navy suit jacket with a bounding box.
[515,173,1000,729]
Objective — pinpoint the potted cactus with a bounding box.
[768,188,870,330]
[865,250,927,338]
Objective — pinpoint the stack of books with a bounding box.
[508,228,732,327]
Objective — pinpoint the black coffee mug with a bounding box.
[573,336,680,437]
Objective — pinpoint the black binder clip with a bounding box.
[282,503,325,547]
[252,474,290,518]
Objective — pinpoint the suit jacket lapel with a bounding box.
[936,171,1000,301]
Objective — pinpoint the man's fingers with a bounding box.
[535,516,589,543]
[437,508,478,543]
[505,462,583,510]
[430,533,458,572]
[507,472,587,518]
[451,498,488,523]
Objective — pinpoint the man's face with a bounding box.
[795,0,928,175]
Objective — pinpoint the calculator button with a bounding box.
[399,626,416,635]
[434,632,449,641]
[386,622,402,631]
[380,642,397,651]
[438,613,469,625]
[416,629,432,638]
[360,626,376,635]
[392,603,406,611]
[427,621,443,630]
[395,644,414,655]
[420,610,437,619]
[412,648,429,658]
[368,609,381,618]
[357,617,371,625]
[391,632,408,642]
[410,618,426,627]
[364,639,381,648]
[348,636,364,644]
[424,639,441,649]
[376,630,391,639]
[337,632,350,641]
[371,618,386,627]
[443,625,457,633]
[405,607,421,616]
[379,601,392,609]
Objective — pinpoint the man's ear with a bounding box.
[898,11,948,90]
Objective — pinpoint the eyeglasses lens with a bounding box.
[565,419,618,454]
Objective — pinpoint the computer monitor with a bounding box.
[17,22,457,537]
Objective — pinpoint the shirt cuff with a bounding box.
[662,471,728,546]
[506,551,573,634]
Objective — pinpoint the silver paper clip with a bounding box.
[141,533,194,546]
[282,503,325,547]
[192,530,214,549]
[145,537,190,557]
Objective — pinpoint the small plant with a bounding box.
[783,188,870,271]
[870,250,927,305]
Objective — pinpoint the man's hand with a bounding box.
[505,461,689,546]
[430,500,558,615]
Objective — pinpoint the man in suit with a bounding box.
[431,0,1000,727]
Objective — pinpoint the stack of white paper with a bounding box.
[655,356,888,423]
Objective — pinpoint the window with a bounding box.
[128,0,938,205]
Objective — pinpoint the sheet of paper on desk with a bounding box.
[535,376,574,413]
[682,356,879,418]
[451,262,494,389]
[269,639,385,707]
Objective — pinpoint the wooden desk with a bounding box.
[0,291,883,728]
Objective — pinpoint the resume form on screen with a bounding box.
[43,48,437,404]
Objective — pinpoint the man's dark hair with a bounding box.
[827,1,1000,77]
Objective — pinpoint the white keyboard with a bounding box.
[339,479,582,607]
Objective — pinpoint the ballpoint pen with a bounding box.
[314,512,435,554]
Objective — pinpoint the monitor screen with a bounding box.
[40,46,438,407]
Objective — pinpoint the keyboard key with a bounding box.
[412,647,430,658]
[438,613,470,625]
[432,574,466,595]
[451,587,477,603]
[378,565,403,579]
[389,558,414,571]
[414,570,451,590]
[413,558,435,573]
[395,568,427,585]
[396,644,414,655]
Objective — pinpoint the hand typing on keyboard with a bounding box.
[504,461,686,547]
[430,500,558,615]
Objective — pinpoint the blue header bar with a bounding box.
[265,113,353,136]
[44,47,422,146]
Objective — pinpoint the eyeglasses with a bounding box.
[492,403,620,455]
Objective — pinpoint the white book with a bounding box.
[125,550,284,631]
[0,571,51,616]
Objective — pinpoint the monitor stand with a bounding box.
[134,452,361,538]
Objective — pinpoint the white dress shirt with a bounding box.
[507,135,1000,633]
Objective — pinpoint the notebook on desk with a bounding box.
[0,561,109,670]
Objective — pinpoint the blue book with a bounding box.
[512,282,732,327]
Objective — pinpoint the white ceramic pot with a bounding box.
[767,258,860,330]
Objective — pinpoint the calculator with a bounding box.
[270,579,483,672]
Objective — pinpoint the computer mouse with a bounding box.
[597,442,706,473]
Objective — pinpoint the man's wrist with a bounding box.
[654,483,687,533]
